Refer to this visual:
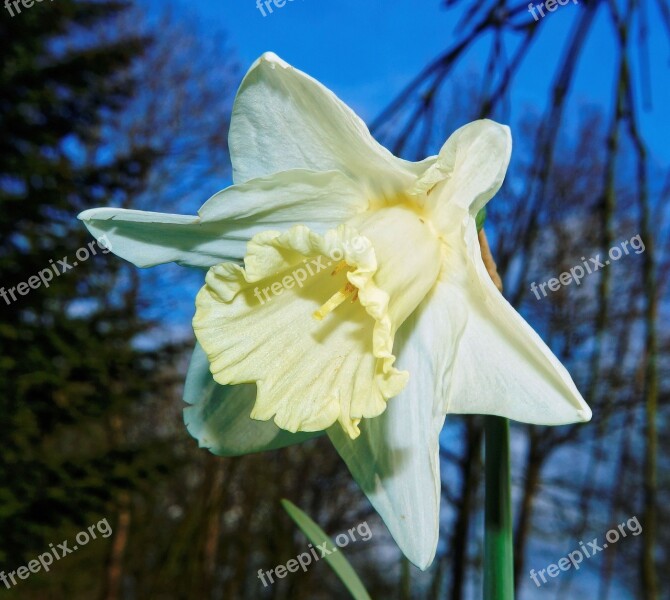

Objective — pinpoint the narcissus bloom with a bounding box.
[79,52,591,569]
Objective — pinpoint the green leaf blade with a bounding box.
[281,499,373,600]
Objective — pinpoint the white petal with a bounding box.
[441,220,591,424]
[183,343,321,456]
[328,279,463,570]
[414,120,512,233]
[78,169,367,268]
[229,52,420,196]
[328,212,589,569]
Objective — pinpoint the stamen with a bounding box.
[331,260,350,276]
[313,282,358,321]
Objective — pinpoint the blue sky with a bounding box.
[134,0,669,332]
[142,0,670,166]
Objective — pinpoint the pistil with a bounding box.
[313,282,358,321]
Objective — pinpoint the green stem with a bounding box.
[484,416,514,600]
[400,557,411,600]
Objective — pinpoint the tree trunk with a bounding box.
[102,491,131,600]
[513,431,542,589]
[200,455,226,599]
[449,421,483,600]
[640,205,659,599]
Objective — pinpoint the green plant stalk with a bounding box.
[484,415,514,600]
[281,499,372,600]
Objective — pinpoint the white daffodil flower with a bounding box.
[79,52,591,569]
